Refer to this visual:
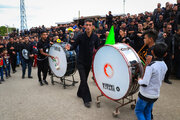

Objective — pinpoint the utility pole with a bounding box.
[5,25,8,34]
[20,0,28,31]
[78,10,80,19]
[123,0,125,15]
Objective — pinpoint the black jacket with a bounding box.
[70,32,100,66]
[20,42,34,61]
[7,42,17,56]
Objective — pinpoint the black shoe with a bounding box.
[164,80,172,84]
[40,81,44,86]
[43,80,48,85]
[84,102,91,108]
[28,76,33,79]
[1,79,5,82]
[77,94,82,98]
[22,76,25,79]
[9,75,11,77]
[151,113,154,120]
[0,81,1,84]
[13,71,16,73]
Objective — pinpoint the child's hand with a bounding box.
[135,77,142,82]
[138,77,142,81]
[12,51,16,54]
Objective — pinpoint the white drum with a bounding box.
[48,43,76,77]
[92,43,144,100]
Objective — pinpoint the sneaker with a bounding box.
[84,102,91,108]
[1,79,5,82]
[0,81,1,84]
[43,80,48,85]
[22,76,25,79]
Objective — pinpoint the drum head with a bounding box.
[92,45,130,100]
[49,43,67,77]
[22,49,29,60]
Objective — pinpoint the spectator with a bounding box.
[173,25,180,79]
[106,11,113,29]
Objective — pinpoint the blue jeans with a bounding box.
[0,67,4,80]
[135,97,154,120]
[21,59,32,77]
[5,64,11,77]
[17,52,20,65]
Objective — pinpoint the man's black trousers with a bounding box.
[37,59,49,82]
[77,64,92,103]
[10,55,17,72]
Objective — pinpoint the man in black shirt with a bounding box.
[143,30,157,69]
[0,40,5,54]
[162,24,173,84]
[96,25,106,45]
[21,36,34,79]
[37,31,54,86]
[133,23,144,52]
[106,11,113,29]
[173,25,180,79]
[7,37,17,73]
[66,19,100,108]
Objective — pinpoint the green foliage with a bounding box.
[0,26,16,36]
[0,26,7,36]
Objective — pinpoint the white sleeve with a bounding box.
[138,66,152,86]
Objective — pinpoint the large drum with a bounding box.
[92,43,144,100]
[48,43,77,77]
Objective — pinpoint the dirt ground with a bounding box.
[0,67,180,120]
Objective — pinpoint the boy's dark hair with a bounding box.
[153,42,168,58]
[143,30,158,42]
[84,19,94,24]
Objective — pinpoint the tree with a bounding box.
[0,26,7,36]
[0,26,17,36]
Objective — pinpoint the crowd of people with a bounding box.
[0,1,179,85]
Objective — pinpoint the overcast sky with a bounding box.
[0,0,177,29]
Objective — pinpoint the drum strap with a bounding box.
[37,56,48,61]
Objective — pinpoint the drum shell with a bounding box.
[48,43,77,77]
[92,43,144,100]
[113,43,144,97]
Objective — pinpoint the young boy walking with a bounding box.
[135,43,168,120]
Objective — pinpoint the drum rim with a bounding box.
[64,50,77,76]
[48,43,67,78]
[92,44,132,101]
[60,42,78,76]
[120,43,143,96]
